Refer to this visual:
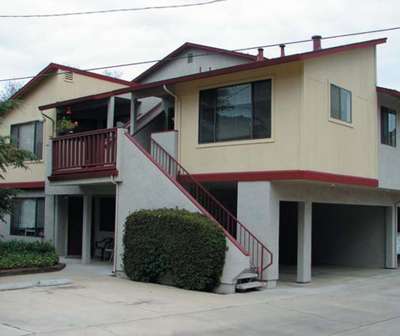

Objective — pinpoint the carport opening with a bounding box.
[312,203,386,269]
[279,201,387,283]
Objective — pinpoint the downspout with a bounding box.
[162,84,180,158]
[40,110,56,137]
[110,175,119,275]
[163,84,178,101]
[40,109,56,244]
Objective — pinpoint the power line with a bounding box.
[0,0,226,18]
[0,25,399,83]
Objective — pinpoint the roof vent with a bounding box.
[280,44,286,57]
[64,71,73,82]
[312,35,322,51]
[256,48,264,61]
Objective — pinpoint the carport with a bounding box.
[279,201,398,283]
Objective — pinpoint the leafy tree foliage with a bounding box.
[0,82,35,221]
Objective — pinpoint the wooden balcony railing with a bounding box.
[51,128,117,179]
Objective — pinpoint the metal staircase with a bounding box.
[148,137,273,286]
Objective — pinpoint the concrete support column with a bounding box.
[82,195,93,265]
[237,181,279,288]
[129,93,138,135]
[107,96,115,129]
[44,195,55,243]
[385,205,397,269]
[297,201,312,283]
[54,196,67,256]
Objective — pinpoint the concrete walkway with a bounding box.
[0,262,399,335]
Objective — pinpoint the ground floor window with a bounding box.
[10,198,45,237]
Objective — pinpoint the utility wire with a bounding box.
[0,25,399,83]
[0,0,226,18]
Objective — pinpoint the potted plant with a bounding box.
[56,117,78,135]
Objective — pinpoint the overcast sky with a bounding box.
[0,0,399,90]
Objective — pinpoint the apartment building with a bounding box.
[1,37,399,293]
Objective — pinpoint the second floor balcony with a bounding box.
[49,128,119,181]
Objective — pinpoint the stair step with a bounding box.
[237,272,259,280]
[236,281,265,291]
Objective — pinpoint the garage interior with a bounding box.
[279,201,387,282]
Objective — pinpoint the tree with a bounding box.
[0,82,35,221]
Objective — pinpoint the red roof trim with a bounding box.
[188,170,378,188]
[39,86,133,110]
[39,38,387,111]
[11,63,134,100]
[0,181,45,190]
[377,86,400,98]
[132,38,387,92]
[133,42,257,83]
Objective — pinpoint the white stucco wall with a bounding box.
[114,131,251,290]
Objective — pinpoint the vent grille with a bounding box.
[64,72,73,82]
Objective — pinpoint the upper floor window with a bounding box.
[10,121,43,160]
[10,198,45,237]
[330,84,352,123]
[381,106,396,147]
[199,79,272,144]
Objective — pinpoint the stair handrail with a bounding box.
[149,137,273,276]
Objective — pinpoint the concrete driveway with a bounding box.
[0,261,400,336]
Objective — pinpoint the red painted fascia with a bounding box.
[0,181,45,189]
[48,169,118,182]
[133,42,257,83]
[188,170,379,188]
[11,63,134,101]
[377,86,400,98]
[39,38,387,112]
[131,38,387,93]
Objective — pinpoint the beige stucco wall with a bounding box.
[301,47,378,179]
[174,47,378,179]
[175,62,303,174]
[0,70,127,183]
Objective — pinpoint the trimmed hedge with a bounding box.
[0,240,58,270]
[123,209,226,292]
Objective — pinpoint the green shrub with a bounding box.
[0,240,58,270]
[123,208,226,292]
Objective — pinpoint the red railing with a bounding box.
[52,128,117,175]
[150,138,273,279]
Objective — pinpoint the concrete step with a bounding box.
[236,281,265,292]
[237,272,259,280]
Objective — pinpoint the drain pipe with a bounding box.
[110,175,119,275]
[40,110,56,137]
[163,84,178,100]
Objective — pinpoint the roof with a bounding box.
[11,63,134,100]
[133,42,258,83]
[40,38,387,111]
[377,86,400,98]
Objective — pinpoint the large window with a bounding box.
[199,79,271,144]
[10,198,45,237]
[381,106,397,147]
[10,121,43,160]
[330,84,352,123]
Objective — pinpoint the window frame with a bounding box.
[10,120,44,160]
[381,106,397,147]
[197,78,273,145]
[10,197,45,237]
[329,83,353,125]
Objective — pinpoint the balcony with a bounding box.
[48,128,118,181]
